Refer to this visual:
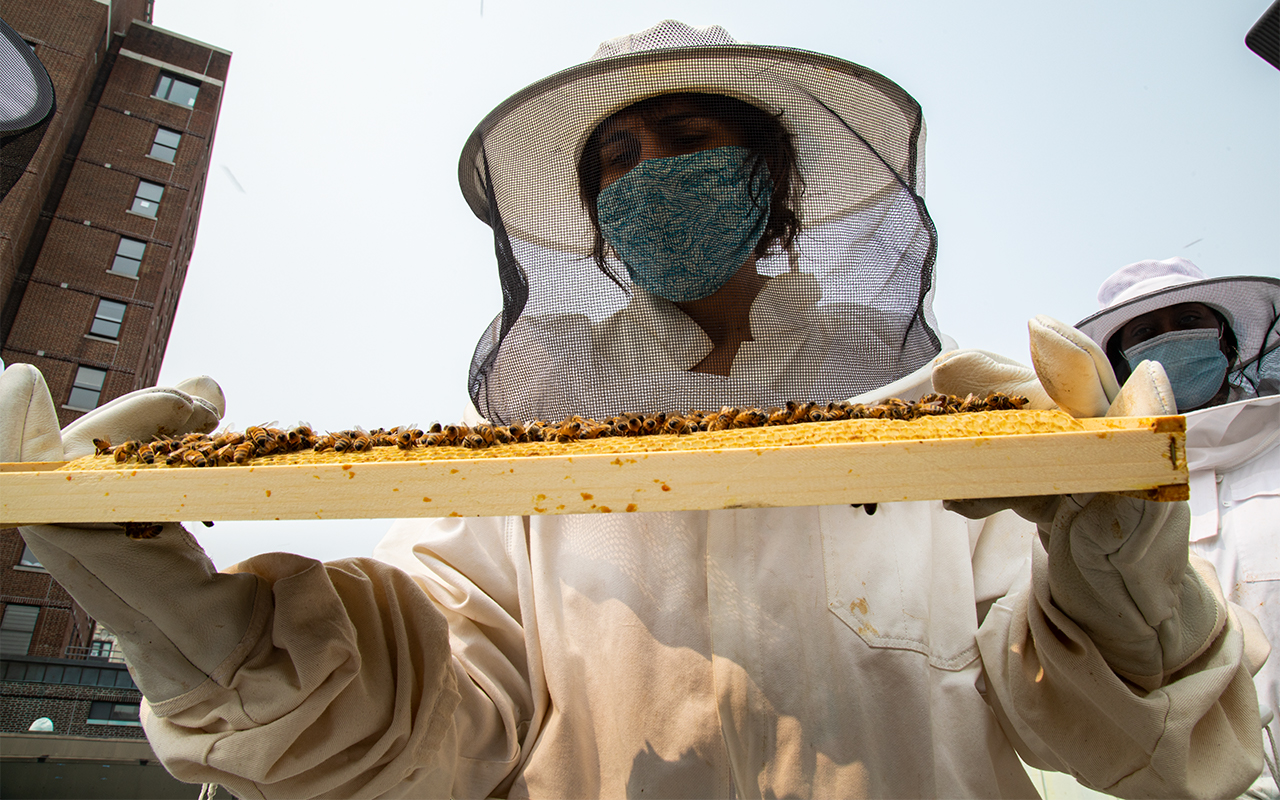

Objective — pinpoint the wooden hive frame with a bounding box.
[0,409,1187,525]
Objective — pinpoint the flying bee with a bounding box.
[93,437,112,456]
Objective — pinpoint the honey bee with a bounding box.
[663,416,693,435]
[555,419,582,443]
[233,441,256,464]
[183,449,208,468]
[113,440,139,462]
[331,432,355,453]
[213,444,237,465]
[396,428,424,449]
[137,444,157,464]
[286,425,313,448]
[246,426,272,450]
[441,424,467,447]
[165,448,188,466]
[93,437,112,456]
[349,430,374,452]
[122,522,163,540]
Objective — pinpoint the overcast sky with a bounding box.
[145,0,1279,568]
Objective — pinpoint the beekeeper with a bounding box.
[0,21,1268,800]
[1074,257,1280,798]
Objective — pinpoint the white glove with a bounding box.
[931,315,1176,417]
[932,318,1218,689]
[0,364,260,703]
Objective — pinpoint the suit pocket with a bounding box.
[820,502,980,670]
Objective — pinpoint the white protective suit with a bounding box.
[112,343,1267,800]
[1186,394,1280,796]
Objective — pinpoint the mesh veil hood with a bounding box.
[458,21,943,423]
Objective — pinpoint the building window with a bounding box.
[148,127,181,162]
[89,298,127,340]
[153,71,199,107]
[67,366,107,410]
[18,545,44,570]
[0,604,40,657]
[110,237,146,277]
[130,180,164,217]
[88,701,141,726]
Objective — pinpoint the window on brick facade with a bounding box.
[18,544,44,569]
[88,701,141,726]
[0,604,40,657]
[89,298,127,340]
[153,71,199,107]
[148,127,181,162]
[130,180,164,217]
[67,366,107,410]
[110,237,146,277]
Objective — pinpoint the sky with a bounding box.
[146,0,1280,568]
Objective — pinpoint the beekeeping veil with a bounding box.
[458,20,941,423]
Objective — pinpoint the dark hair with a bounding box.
[1105,306,1240,382]
[577,92,803,285]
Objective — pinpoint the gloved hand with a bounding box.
[0,363,261,703]
[932,314,1176,417]
[932,317,1220,690]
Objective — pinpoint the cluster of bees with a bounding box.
[91,392,1028,469]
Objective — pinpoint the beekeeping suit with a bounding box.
[1073,259,1280,798]
[0,21,1267,800]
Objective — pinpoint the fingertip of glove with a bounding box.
[174,376,225,417]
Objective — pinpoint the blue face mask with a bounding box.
[596,146,772,303]
[1123,328,1230,411]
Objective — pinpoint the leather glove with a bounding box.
[0,363,261,703]
[933,317,1220,690]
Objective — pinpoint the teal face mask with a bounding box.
[596,146,772,302]
[1123,328,1230,411]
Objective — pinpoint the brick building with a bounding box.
[1,1,225,795]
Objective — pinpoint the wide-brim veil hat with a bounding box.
[456,20,944,423]
[1075,257,1280,374]
[457,19,928,255]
